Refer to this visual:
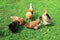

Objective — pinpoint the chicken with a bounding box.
[42,9,52,26]
[8,21,20,33]
[26,3,33,20]
[8,16,26,33]
[10,16,26,25]
[10,16,19,21]
[25,18,41,30]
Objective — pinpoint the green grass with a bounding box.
[0,0,60,40]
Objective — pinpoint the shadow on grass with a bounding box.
[31,12,39,21]
[39,22,55,29]
[45,22,55,27]
[0,25,24,37]
[18,25,24,33]
[0,31,5,37]
[0,30,10,37]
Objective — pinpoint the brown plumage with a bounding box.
[17,18,26,25]
[10,16,26,25]
[26,3,33,20]
[42,9,52,25]
[25,19,41,30]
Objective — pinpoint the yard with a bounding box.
[0,0,60,40]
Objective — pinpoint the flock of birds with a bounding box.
[8,3,52,33]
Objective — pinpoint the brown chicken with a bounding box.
[10,16,26,25]
[26,3,33,20]
[25,18,41,30]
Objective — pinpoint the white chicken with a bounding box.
[42,9,52,26]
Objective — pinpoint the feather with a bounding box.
[8,21,20,33]
[46,13,51,19]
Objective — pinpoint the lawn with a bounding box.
[0,0,60,40]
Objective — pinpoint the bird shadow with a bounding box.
[39,22,55,29]
[18,25,24,33]
[0,30,10,37]
[31,12,39,21]
[45,22,55,27]
[0,31,5,37]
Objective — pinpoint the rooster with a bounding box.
[42,9,52,26]
[26,3,33,20]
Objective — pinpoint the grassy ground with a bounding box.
[0,0,60,40]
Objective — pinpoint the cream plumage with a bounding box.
[26,3,33,20]
[42,9,52,25]
[10,16,26,25]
